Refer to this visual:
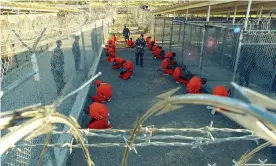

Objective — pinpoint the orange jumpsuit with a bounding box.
[212,85,229,112]
[89,102,109,120]
[149,41,155,50]
[119,60,133,80]
[112,57,125,70]
[187,76,203,94]
[173,67,189,85]
[153,47,163,59]
[128,40,135,48]
[152,45,158,53]
[164,52,177,65]
[213,86,229,97]
[88,119,112,129]
[107,48,115,62]
[146,36,151,47]
[161,58,174,75]
[91,82,112,103]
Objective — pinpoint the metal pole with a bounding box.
[186,9,189,21]
[153,17,156,40]
[221,28,228,66]
[102,20,104,45]
[181,23,186,66]
[244,0,252,31]
[189,24,192,45]
[95,22,98,54]
[232,29,244,82]
[178,23,182,44]
[199,26,206,77]
[226,8,230,21]
[31,53,45,105]
[233,4,238,24]
[161,17,166,47]
[169,20,174,51]
[206,5,211,22]
[81,27,88,79]
[257,5,263,25]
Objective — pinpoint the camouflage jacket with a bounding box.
[51,47,64,74]
[72,41,81,57]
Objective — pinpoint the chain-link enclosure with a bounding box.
[1,6,116,166]
[234,31,276,92]
[148,16,276,94]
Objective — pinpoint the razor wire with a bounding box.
[0,6,114,80]
[0,6,116,166]
[1,83,276,166]
[131,7,154,34]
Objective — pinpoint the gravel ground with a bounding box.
[66,47,276,166]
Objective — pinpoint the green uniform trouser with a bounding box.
[52,71,65,95]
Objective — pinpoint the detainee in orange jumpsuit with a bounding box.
[149,40,155,50]
[112,57,125,70]
[161,58,177,75]
[186,76,207,94]
[119,60,133,80]
[153,46,164,59]
[107,47,116,62]
[107,39,116,51]
[211,85,230,114]
[146,36,151,47]
[127,38,135,48]
[88,118,112,129]
[88,102,109,120]
[91,80,112,103]
[113,34,117,43]
[152,44,158,53]
[164,52,177,65]
[172,67,189,85]
[213,85,229,97]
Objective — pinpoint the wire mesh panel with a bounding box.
[163,18,172,47]
[1,6,116,166]
[200,26,236,82]
[235,31,276,92]
[153,17,165,42]
[181,23,203,70]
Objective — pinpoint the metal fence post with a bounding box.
[153,17,156,40]
[81,27,88,79]
[221,28,228,66]
[95,22,98,54]
[161,17,166,47]
[189,24,192,45]
[178,23,182,44]
[199,25,206,77]
[102,20,105,45]
[181,23,186,66]
[232,29,244,82]
[169,20,174,51]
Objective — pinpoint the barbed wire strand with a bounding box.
[237,142,272,166]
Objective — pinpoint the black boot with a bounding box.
[140,55,144,67]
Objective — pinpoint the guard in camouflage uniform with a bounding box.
[51,40,65,96]
[135,34,146,67]
[72,36,81,70]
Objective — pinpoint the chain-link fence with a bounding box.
[234,31,276,92]
[1,6,116,166]
[148,16,276,95]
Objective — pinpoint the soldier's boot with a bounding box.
[140,56,144,67]
[135,55,139,66]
